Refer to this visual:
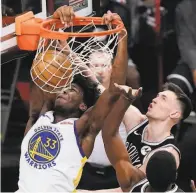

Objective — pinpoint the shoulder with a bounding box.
[146,145,180,168]
[75,107,94,135]
[162,146,180,167]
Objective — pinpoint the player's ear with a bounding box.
[170,111,181,120]
[79,103,87,112]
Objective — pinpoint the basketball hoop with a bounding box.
[15,12,125,93]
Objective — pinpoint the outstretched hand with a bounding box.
[53,6,75,27]
[191,180,196,192]
[114,83,142,102]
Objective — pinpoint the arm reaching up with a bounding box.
[102,84,145,192]
[74,11,129,157]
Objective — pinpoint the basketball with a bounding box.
[31,50,72,92]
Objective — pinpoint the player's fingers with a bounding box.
[114,83,122,90]
[67,6,73,26]
[56,9,65,24]
[104,15,111,25]
[69,7,75,26]
[114,83,126,94]
[112,13,121,21]
[128,87,133,95]
[114,83,126,91]
[103,11,113,25]
[191,180,196,191]
[62,6,71,26]
[136,87,143,97]
[107,10,112,14]
[102,14,107,25]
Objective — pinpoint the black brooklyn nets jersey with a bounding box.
[126,119,180,168]
[130,178,184,192]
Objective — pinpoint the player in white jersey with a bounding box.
[16,6,128,192]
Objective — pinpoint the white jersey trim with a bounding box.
[130,178,148,192]
[140,181,179,193]
[127,119,149,136]
[141,126,174,145]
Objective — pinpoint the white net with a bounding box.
[31,20,123,93]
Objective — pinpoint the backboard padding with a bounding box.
[1,0,47,54]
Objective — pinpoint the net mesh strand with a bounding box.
[31,20,122,93]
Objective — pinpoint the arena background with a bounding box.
[1,0,196,192]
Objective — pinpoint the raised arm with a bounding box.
[102,85,145,191]
[52,6,128,156]
[75,13,128,156]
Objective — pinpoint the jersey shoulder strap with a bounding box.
[129,178,148,192]
[127,119,149,136]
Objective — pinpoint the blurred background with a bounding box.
[1,0,196,192]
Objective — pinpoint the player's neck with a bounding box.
[145,120,172,142]
[53,111,80,123]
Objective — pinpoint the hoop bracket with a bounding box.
[16,11,43,51]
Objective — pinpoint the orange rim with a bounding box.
[40,17,124,40]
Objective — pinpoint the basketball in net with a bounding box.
[31,50,73,93]
[16,13,125,93]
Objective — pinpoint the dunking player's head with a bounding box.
[146,82,192,123]
[54,74,99,117]
[88,50,112,88]
[146,151,177,192]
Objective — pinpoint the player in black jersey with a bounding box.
[116,82,192,172]
[100,83,191,192]
[130,151,184,192]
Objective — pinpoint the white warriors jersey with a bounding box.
[17,111,87,192]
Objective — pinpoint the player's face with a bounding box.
[89,52,112,85]
[89,63,112,84]
[146,90,181,121]
[55,83,85,112]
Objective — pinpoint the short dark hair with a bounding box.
[163,82,192,120]
[72,74,99,110]
[146,151,177,192]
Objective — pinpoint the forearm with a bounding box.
[109,35,128,92]
[103,95,133,136]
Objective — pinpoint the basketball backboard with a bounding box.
[51,0,94,17]
[1,0,99,59]
[1,0,47,54]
